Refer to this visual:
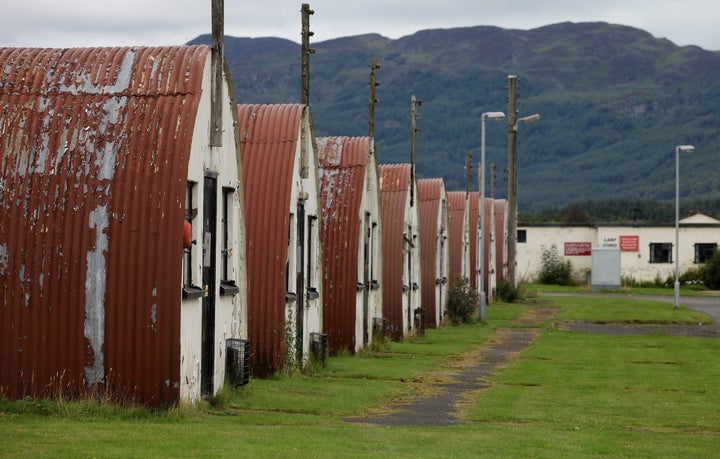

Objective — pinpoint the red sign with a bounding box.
[620,235,639,252]
[564,242,592,256]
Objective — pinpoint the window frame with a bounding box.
[694,243,717,264]
[182,181,204,299]
[649,242,673,264]
[219,186,239,295]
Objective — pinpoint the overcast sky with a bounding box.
[2,0,719,51]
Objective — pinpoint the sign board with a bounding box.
[619,235,639,252]
[564,242,592,256]
[601,236,618,249]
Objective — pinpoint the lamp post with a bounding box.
[507,113,540,288]
[675,144,695,309]
[479,111,505,321]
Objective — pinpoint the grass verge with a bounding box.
[1,298,718,458]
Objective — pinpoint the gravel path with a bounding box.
[343,293,720,427]
[343,307,557,427]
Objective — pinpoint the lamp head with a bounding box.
[482,111,505,121]
[676,145,695,153]
[519,113,540,123]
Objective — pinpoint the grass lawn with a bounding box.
[2,296,719,458]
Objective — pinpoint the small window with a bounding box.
[694,243,717,264]
[649,243,673,264]
[183,181,203,299]
[286,213,296,302]
[306,215,319,299]
[517,229,527,243]
[220,187,239,295]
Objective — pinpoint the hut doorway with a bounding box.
[201,175,218,396]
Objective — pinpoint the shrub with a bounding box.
[446,279,478,324]
[496,281,523,303]
[700,249,720,289]
[538,244,574,286]
[680,267,703,285]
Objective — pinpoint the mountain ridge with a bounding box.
[190,22,720,213]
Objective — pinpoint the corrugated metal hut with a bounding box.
[317,136,383,354]
[494,199,508,288]
[487,198,498,300]
[479,198,494,301]
[0,46,247,406]
[378,164,421,340]
[237,104,323,376]
[447,191,470,287]
[417,179,449,327]
[468,191,480,290]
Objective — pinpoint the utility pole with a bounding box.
[210,0,224,147]
[301,4,314,106]
[464,152,472,197]
[368,59,380,138]
[410,95,422,207]
[490,163,496,199]
[506,75,519,287]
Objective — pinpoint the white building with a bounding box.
[517,213,720,284]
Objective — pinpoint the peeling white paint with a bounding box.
[84,204,109,385]
[56,49,135,95]
[0,243,9,276]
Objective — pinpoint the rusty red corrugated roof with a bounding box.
[0,46,210,406]
[447,191,467,287]
[317,136,369,353]
[417,178,446,327]
[468,192,479,290]
[379,163,412,340]
[237,103,304,376]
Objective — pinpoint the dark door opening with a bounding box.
[362,212,371,346]
[201,176,217,396]
[295,200,306,367]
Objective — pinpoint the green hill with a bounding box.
[189,22,720,215]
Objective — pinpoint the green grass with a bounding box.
[548,295,709,323]
[2,297,719,458]
[525,282,710,297]
[466,331,720,456]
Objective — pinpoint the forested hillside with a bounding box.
[190,22,720,218]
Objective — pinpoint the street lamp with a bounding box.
[507,113,540,288]
[675,144,695,309]
[479,111,505,321]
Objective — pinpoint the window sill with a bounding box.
[220,281,240,296]
[182,285,204,299]
[306,288,319,300]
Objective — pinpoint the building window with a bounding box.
[286,213,297,302]
[694,243,717,263]
[220,187,239,295]
[183,181,203,299]
[649,243,673,264]
[517,229,527,243]
[306,215,319,299]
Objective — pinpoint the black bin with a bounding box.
[226,338,250,387]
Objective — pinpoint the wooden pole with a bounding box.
[506,75,519,287]
[368,59,379,138]
[301,4,314,106]
[210,0,224,147]
[464,152,472,197]
[410,95,421,207]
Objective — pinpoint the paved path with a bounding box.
[545,292,720,337]
[343,308,557,427]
